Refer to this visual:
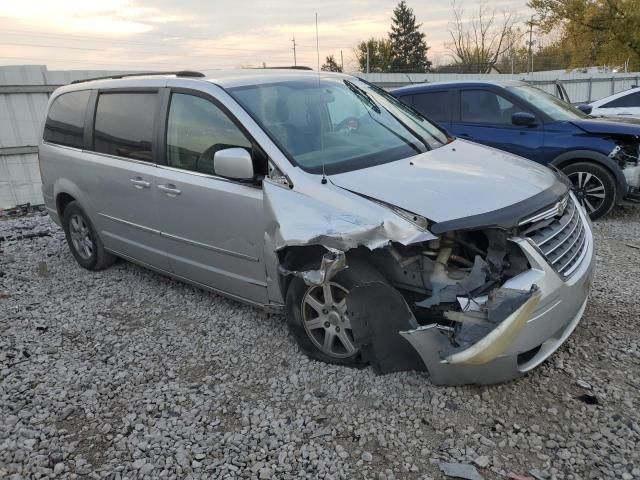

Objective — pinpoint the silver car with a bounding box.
[39,70,595,385]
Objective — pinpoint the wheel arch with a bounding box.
[56,192,76,219]
[53,178,95,219]
[276,245,389,299]
[550,150,626,201]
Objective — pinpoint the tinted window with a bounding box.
[166,93,251,174]
[602,91,640,108]
[94,93,156,162]
[43,90,90,148]
[411,91,450,122]
[460,90,518,124]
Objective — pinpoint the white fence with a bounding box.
[1,65,640,209]
[359,71,640,104]
[0,65,127,209]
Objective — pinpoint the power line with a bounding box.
[0,28,271,52]
[0,54,276,70]
[0,41,270,59]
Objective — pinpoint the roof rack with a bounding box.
[70,70,205,85]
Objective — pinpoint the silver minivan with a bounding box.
[39,70,595,385]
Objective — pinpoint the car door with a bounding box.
[154,88,268,304]
[405,90,453,130]
[594,90,640,117]
[85,89,170,271]
[449,88,545,160]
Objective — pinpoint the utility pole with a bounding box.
[315,13,320,72]
[340,50,344,72]
[527,15,535,76]
[291,35,297,67]
[366,44,370,74]
[511,38,515,77]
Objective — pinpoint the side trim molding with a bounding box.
[98,212,259,262]
[97,212,160,234]
[160,231,259,262]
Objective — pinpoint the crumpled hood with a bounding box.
[572,117,640,136]
[329,139,559,224]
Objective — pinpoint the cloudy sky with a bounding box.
[0,0,531,72]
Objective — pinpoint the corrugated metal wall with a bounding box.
[358,71,640,103]
[1,65,639,209]
[0,65,125,209]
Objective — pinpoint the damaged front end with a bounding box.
[609,137,640,193]
[342,227,545,385]
[268,175,594,386]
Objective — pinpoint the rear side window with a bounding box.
[602,91,640,108]
[94,92,156,162]
[412,91,450,122]
[43,90,90,148]
[460,89,518,125]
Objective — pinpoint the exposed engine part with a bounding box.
[624,164,640,190]
[610,140,640,189]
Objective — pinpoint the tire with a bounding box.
[62,201,116,271]
[285,258,388,367]
[562,162,616,220]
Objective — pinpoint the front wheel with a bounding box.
[562,162,616,219]
[285,259,388,367]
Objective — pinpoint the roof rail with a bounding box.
[249,66,313,71]
[70,70,205,85]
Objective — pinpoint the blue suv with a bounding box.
[392,80,640,218]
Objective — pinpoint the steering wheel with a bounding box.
[335,116,360,132]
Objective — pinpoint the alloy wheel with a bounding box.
[69,214,94,260]
[568,171,606,215]
[301,282,357,358]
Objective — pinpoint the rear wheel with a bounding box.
[285,259,388,367]
[62,201,116,271]
[562,162,616,219]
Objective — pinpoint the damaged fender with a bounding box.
[279,248,347,287]
[263,180,435,253]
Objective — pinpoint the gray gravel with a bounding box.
[1,207,639,480]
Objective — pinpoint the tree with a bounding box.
[321,55,343,72]
[354,38,394,72]
[447,1,516,73]
[529,0,640,70]
[388,1,431,72]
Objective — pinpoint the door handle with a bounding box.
[458,133,473,139]
[158,184,182,196]
[130,177,151,189]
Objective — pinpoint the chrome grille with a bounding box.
[522,195,589,278]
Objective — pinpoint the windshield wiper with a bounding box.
[344,80,381,114]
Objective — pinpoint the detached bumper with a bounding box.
[401,207,595,386]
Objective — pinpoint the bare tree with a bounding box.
[447,1,517,73]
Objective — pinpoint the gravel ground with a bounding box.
[1,208,639,480]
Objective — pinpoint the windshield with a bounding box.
[509,85,588,122]
[228,77,448,174]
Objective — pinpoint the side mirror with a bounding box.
[213,148,254,180]
[577,104,593,115]
[512,111,537,126]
